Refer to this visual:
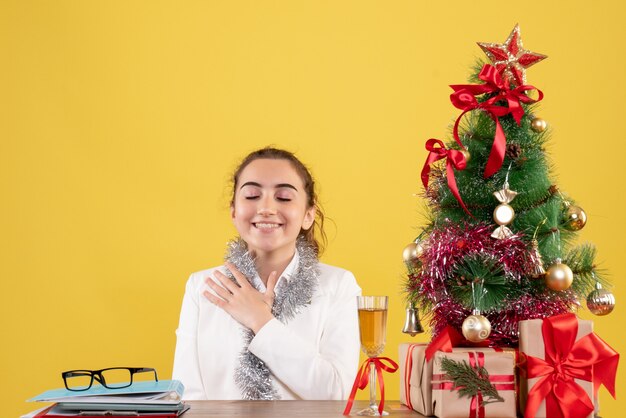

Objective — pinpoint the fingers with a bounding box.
[203,289,227,308]
[224,262,252,288]
[213,270,242,294]
[203,266,253,307]
[202,267,277,331]
[204,276,233,301]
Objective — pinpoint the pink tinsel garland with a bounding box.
[409,222,574,346]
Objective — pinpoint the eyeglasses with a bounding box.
[62,367,158,391]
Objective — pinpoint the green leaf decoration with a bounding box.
[439,356,505,406]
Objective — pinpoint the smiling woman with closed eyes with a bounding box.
[172,147,361,400]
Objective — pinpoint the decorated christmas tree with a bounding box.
[403,25,616,347]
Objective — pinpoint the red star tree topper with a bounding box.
[477,24,547,86]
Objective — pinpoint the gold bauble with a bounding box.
[461,149,471,164]
[545,261,573,291]
[587,286,616,316]
[493,203,515,226]
[564,205,587,231]
[461,314,492,343]
[402,241,425,264]
[531,118,547,133]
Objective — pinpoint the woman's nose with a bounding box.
[254,192,278,215]
[256,196,277,215]
[257,207,277,216]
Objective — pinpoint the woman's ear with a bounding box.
[302,206,316,231]
[230,204,236,222]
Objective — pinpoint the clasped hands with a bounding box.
[203,262,278,334]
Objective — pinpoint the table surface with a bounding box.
[184,400,425,417]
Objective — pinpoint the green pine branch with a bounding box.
[439,357,504,406]
[448,254,520,312]
[564,243,610,295]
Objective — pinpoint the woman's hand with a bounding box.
[203,262,278,334]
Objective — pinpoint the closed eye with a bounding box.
[245,196,260,200]
[276,197,291,202]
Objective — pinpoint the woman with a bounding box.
[172,147,361,400]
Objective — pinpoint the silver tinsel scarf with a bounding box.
[223,236,319,400]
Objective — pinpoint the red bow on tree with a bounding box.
[421,138,470,216]
[450,64,543,178]
[524,314,619,418]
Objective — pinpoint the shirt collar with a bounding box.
[280,247,300,283]
[250,248,300,292]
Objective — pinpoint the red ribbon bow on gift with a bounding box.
[524,313,619,418]
[421,138,471,216]
[343,357,399,416]
[450,64,543,178]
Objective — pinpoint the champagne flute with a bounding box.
[356,296,388,416]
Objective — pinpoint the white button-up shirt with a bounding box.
[172,250,361,400]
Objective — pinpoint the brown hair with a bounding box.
[231,147,327,255]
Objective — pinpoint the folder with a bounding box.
[29,380,184,403]
[27,380,186,414]
[30,403,190,417]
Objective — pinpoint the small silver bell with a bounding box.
[402,302,424,336]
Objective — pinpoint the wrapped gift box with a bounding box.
[432,350,517,418]
[519,316,593,418]
[519,314,619,418]
[399,343,434,416]
[400,343,517,417]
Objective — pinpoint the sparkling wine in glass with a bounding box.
[357,296,388,416]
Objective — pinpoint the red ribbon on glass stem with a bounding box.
[449,64,543,178]
[343,357,399,416]
[524,313,619,418]
[421,138,471,216]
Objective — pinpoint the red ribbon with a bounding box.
[469,352,486,418]
[421,138,470,216]
[524,313,619,418]
[432,380,514,391]
[403,344,419,410]
[343,356,399,416]
[425,325,492,362]
[450,64,543,178]
[425,326,465,361]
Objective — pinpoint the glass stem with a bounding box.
[369,361,377,410]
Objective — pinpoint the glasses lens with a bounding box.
[64,372,93,391]
[100,368,132,388]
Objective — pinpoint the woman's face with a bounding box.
[231,158,315,259]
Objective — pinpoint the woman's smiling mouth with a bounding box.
[253,222,282,229]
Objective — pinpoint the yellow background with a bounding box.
[2,1,625,416]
